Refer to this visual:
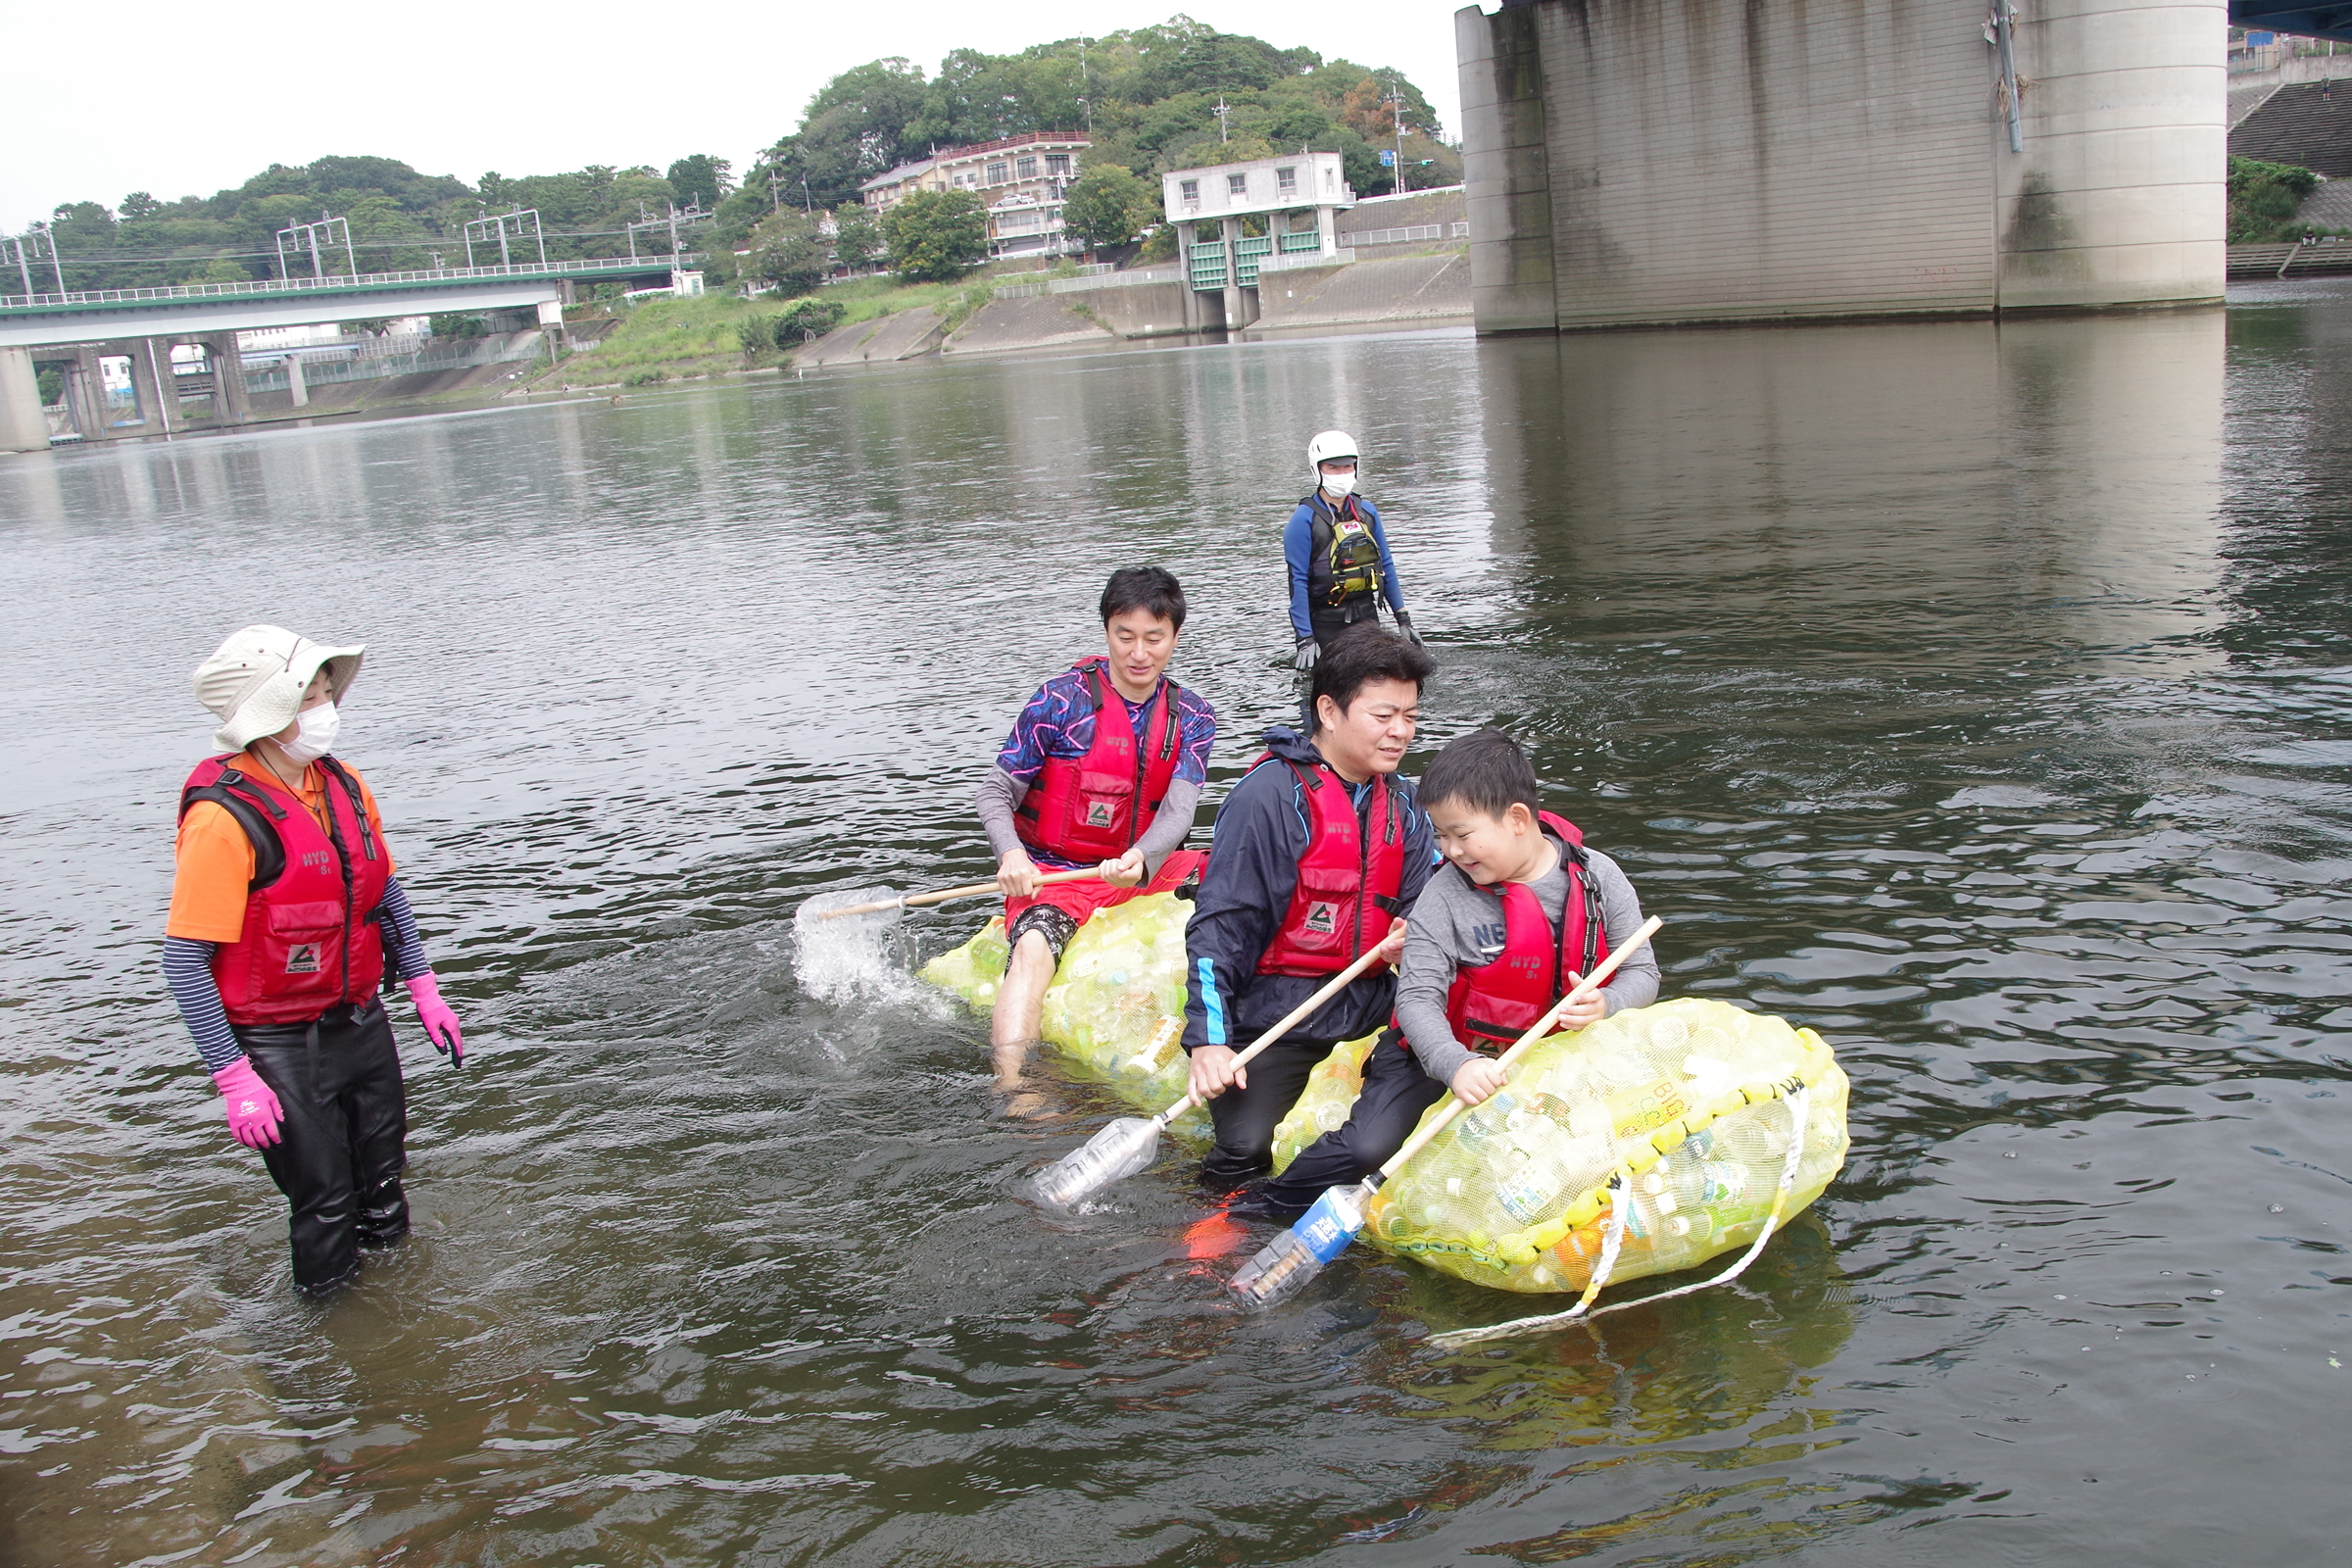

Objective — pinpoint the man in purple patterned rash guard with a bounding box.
[976,566,1218,1087]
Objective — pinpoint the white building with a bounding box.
[1160,151,1356,325]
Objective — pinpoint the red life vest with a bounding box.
[179,754,391,1026]
[1254,754,1407,977]
[1441,811,1611,1054]
[1014,659,1184,865]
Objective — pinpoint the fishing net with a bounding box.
[1342,999,1847,1294]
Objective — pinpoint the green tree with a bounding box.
[758,58,930,216]
[1062,166,1156,250]
[831,206,883,271]
[2229,155,2323,243]
[180,257,253,285]
[882,188,989,281]
[121,191,161,220]
[665,154,732,211]
[749,211,829,295]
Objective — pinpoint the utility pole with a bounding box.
[769,169,783,214]
[1213,96,1231,144]
[1388,81,1408,191]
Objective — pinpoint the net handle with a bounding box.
[1155,940,1394,1126]
[1376,916,1663,1184]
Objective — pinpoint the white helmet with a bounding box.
[1306,429,1359,486]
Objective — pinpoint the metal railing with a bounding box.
[1338,221,1469,249]
[998,264,1186,300]
[1,254,701,313]
[1050,266,1178,293]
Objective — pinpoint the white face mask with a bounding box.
[277,702,340,764]
[1321,469,1357,499]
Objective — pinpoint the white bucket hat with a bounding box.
[192,625,366,754]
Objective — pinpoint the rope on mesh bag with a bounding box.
[1430,1169,1631,1348]
[1429,1083,1813,1349]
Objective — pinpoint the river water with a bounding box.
[2,290,2347,1566]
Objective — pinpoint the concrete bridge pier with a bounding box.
[203,334,250,424]
[56,348,105,441]
[0,346,45,452]
[135,338,179,434]
[1457,0,2226,333]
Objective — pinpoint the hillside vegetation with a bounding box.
[21,15,1454,295]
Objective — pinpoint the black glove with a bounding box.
[1396,611,1424,647]
[1294,637,1320,672]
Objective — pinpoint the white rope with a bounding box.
[1428,1084,1813,1349]
[1583,1084,1810,1321]
[1429,1171,1628,1348]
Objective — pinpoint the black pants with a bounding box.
[1200,1038,1347,1193]
[1258,1028,1449,1213]
[234,1001,408,1293]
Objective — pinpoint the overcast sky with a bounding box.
[7,2,1471,230]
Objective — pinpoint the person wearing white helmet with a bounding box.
[1287,429,1420,677]
[162,625,466,1296]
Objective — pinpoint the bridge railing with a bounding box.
[0,255,704,313]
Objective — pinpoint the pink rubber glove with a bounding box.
[407,972,465,1066]
[213,1057,283,1150]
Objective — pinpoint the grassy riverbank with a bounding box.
[537,276,997,389]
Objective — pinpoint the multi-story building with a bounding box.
[1159,151,1356,327]
[860,132,1089,261]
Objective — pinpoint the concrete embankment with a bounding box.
[944,295,1113,356]
[1254,252,1471,331]
[812,253,1470,368]
[799,308,946,368]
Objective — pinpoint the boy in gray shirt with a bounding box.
[1239,729,1657,1220]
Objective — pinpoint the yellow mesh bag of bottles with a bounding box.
[1267,1033,1383,1174]
[920,893,1197,1109]
[1354,999,1848,1294]
[1260,999,1846,1293]
[920,915,1011,1008]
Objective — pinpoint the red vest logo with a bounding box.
[1303,901,1339,935]
[284,944,322,975]
[1084,801,1116,827]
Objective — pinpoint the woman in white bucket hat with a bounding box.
[162,624,466,1296]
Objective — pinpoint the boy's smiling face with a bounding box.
[1429,799,1549,887]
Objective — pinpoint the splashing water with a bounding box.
[791,888,939,1008]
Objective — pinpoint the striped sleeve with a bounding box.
[162,937,241,1074]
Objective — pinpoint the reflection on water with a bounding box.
[1,294,2347,1565]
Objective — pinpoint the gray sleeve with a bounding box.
[976,764,1028,860]
[1583,850,1660,1015]
[1394,868,1483,1086]
[1132,776,1203,870]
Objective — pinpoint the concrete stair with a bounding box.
[2230,79,2352,175]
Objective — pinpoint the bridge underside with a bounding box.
[2232,5,2352,41]
[0,276,573,351]
[0,257,688,451]
[1457,0,2227,334]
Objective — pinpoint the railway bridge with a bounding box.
[0,256,689,451]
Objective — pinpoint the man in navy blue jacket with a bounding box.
[1183,628,1439,1196]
